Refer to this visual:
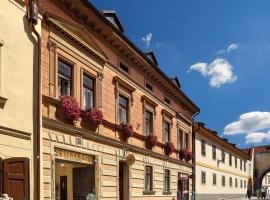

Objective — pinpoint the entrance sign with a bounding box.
[55,148,93,164]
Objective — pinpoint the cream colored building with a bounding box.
[262,172,270,195]
[0,0,38,199]
[195,123,253,200]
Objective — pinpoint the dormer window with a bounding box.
[145,82,153,92]
[119,63,129,74]
[164,97,171,105]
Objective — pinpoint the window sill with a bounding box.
[163,191,172,195]
[143,190,155,195]
[0,95,8,108]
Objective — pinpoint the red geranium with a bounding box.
[84,108,103,126]
[179,149,188,160]
[185,150,192,161]
[58,96,81,124]
[120,122,133,139]
[164,142,175,156]
[146,134,158,149]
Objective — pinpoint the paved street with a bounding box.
[221,197,270,200]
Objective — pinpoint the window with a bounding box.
[244,180,246,189]
[230,177,233,187]
[229,154,232,166]
[222,176,226,187]
[164,121,171,143]
[213,173,217,186]
[144,110,153,136]
[268,176,270,184]
[145,82,153,92]
[58,60,72,96]
[212,145,216,160]
[235,157,238,168]
[83,74,94,109]
[201,171,206,185]
[221,150,225,163]
[119,95,129,123]
[240,160,243,170]
[178,129,183,150]
[145,166,153,191]
[184,133,189,149]
[164,97,171,105]
[119,62,129,73]
[265,177,267,184]
[240,180,243,188]
[164,169,170,192]
[201,140,206,156]
[235,178,238,188]
[244,161,246,172]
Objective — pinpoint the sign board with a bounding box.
[55,148,93,164]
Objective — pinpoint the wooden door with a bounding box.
[73,166,94,200]
[2,157,29,200]
[60,176,67,200]
[119,162,124,200]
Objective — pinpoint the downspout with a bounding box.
[192,111,200,200]
[27,1,40,200]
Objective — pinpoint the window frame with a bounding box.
[144,165,154,192]
[213,173,217,186]
[163,120,171,143]
[82,72,95,110]
[221,150,225,163]
[57,58,74,97]
[212,145,216,160]
[201,171,206,185]
[229,177,233,187]
[118,94,130,124]
[201,140,206,156]
[229,154,232,166]
[178,129,183,150]
[164,169,171,192]
[235,178,238,188]
[119,62,129,74]
[235,157,238,168]
[145,81,154,92]
[222,175,226,187]
[144,109,154,136]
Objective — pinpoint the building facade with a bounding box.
[0,0,37,199]
[262,172,270,195]
[38,0,199,200]
[195,123,252,200]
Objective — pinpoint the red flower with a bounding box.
[185,150,192,161]
[58,96,81,124]
[146,134,158,149]
[164,142,175,156]
[120,122,133,138]
[179,149,188,160]
[84,108,103,126]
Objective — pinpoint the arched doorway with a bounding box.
[259,168,270,198]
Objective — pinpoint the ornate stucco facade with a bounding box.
[38,0,199,200]
[195,123,253,200]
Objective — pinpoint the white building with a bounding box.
[262,172,270,195]
[195,123,253,200]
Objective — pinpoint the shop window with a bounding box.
[164,169,171,192]
[222,176,226,187]
[164,121,171,143]
[213,173,217,186]
[119,95,129,123]
[144,110,153,136]
[145,165,153,191]
[201,140,206,156]
[212,145,216,160]
[201,171,206,185]
[58,60,72,96]
[83,74,95,109]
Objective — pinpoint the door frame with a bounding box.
[118,160,131,200]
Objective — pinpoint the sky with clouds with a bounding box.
[91,0,270,148]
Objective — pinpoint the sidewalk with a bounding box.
[223,197,269,200]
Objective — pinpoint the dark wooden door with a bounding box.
[73,166,94,200]
[2,157,29,200]
[119,162,124,200]
[60,176,67,200]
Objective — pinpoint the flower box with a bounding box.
[146,134,158,149]
[119,122,133,139]
[57,96,80,124]
[164,142,175,156]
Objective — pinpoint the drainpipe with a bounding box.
[192,111,200,200]
[27,1,40,200]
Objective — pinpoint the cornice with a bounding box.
[0,125,31,140]
[42,117,192,168]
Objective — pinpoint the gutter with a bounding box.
[192,112,200,200]
[27,1,40,200]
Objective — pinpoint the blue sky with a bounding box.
[91,0,270,148]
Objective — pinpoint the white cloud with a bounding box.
[188,58,237,88]
[227,43,240,52]
[142,33,152,48]
[245,131,270,144]
[217,43,240,54]
[224,111,270,135]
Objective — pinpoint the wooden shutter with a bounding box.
[3,157,29,200]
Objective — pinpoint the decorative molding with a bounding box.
[0,125,31,140]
